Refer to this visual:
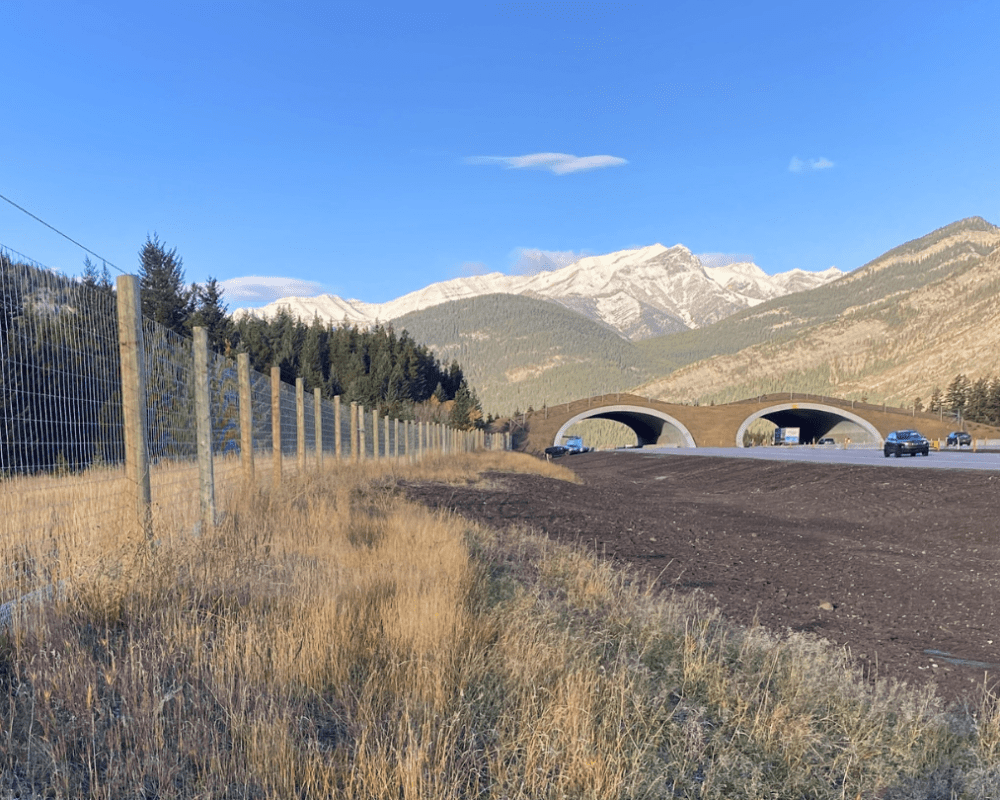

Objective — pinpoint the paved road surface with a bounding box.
[635,445,1000,471]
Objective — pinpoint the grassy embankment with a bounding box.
[1,452,998,798]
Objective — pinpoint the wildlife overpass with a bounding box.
[515,392,974,453]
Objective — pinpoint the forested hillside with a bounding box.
[394,293,651,415]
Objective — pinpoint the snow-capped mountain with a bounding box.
[235,244,844,341]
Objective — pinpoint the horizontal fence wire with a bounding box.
[279,380,297,460]
[302,388,316,456]
[209,350,240,457]
[320,397,337,457]
[141,318,202,536]
[0,248,130,601]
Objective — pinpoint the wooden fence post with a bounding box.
[372,408,380,462]
[271,366,282,486]
[115,275,152,541]
[315,388,323,467]
[238,353,254,483]
[296,378,306,473]
[193,327,216,531]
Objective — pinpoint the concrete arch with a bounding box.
[554,404,697,449]
[735,402,883,447]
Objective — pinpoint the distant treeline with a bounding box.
[924,374,1000,427]
[133,234,480,424]
[1,237,481,474]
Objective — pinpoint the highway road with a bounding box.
[635,445,1000,471]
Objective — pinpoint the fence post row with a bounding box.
[112,278,506,541]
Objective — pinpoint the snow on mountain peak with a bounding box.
[234,243,845,340]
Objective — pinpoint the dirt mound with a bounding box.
[404,450,1000,705]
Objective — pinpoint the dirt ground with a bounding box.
[404,450,1000,706]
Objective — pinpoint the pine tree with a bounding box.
[945,374,969,414]
[81,257,114,296]
[189,277,233,352]
[449,378,482,430]
[928,387,943,413]
[138,234,192,335]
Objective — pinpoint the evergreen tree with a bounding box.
[967,377,989,422]
[945,374,969,414]
[989,378,1000,426]
[189,277,233,352]
[928,386,943,413]
[81,257,114,296]
[299,316,328,392]
[449,378,482,430]
[138,234,192,335]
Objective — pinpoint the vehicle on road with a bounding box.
[947,431,972,447]
[562,435,590,454]
[817,437,835,445]
[546,435,591,458]
[774,427,800,445]
[883,429,930,458]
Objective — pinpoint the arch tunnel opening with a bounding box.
[554,405,697,449]
[737,404,882,447]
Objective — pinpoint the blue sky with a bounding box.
[3,0,998,308]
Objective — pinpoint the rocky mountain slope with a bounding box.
[235,244,843,341]
[635,217,1000,407]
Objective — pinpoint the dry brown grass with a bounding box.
[1,451,997,798]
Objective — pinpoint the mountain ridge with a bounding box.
[234,243,843,341]
[634,216,1000,408]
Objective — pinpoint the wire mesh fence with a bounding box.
[0,247,131,600]
[1,258,507,605]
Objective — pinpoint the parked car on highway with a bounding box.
[947,431,972,447]
[883,429,930,458]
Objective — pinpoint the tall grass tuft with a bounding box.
[0,451,996,798]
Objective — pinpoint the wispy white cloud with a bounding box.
[789,155,835,173]
[465,152,628,175]
[509,247,586,275]
[697,252,755,268]
[219,275,325,305]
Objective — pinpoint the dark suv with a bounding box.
[947,431,972,447]
[883,430,930,458]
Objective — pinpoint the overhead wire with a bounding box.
[0,190,126,274]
